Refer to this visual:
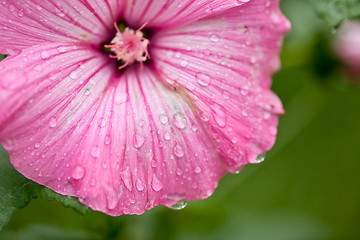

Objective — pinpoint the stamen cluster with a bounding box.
[105,23,150,69]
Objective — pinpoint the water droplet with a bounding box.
[159,114,168,124]
[164,132,171,140]
[180,60,188,67]
[196,73,211,87]
[72,166,85,180]
[210,34,220,42]
[169,200,188,210]
[91,146,100,158]
[255,153,266,163]
[174,144,185,158]
[106,188,118,210]
[90,178,96,187]
[8,4,15,11]
[98,118,106,128]
[176,168,183,176]
[151,160,158,168]
[104,135,111,145]
[49,117,57,128]
[33,65,42,71]
[121,168,132,190]
[34,143,40,149]
[41,51,50,59]
[194,166,201,173]
[1,68,28,90]
[222,91,230,100]
[212,106,227,128]
[136,178,145,191]
[17,10,24,17]
[134,134,145,149]
[174,113,186,129]
[152,174,163,192]
[70,70,79,80]
[57,46,67,53]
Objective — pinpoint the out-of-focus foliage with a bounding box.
[308,0,360,27]
[0,55,7,61]
[0,0,360,239]
[0,147,89,230]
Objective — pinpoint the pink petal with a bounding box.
[333,21,360,77]
[0,0,123,54]
[0,43,228,215]
[150,0,290,169]
[123,0,250,29]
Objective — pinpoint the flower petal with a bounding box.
[124,0,250,29]
[0,0,123,54]
[0,42,114,194]
[0,44,227,215]
[150,0,290,169]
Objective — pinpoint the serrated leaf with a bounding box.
[0,146,89,230]
[308,0,360,27]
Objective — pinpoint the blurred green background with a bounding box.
[1,0,360,239]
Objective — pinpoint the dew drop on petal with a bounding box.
[164,132,171,141]
[90,178,97,187]
[169,200,188,210]
[212,106,227,128]
[70,71,79,80]
[194,166,201,174]
[210,34,220,42]
[106,188,119,210]
[57,46,67,53]
[159,114,168,124]
[134,134,145,149]
[32,64,41,71]
[104,135,111,145]
[49,117,57,128]
[174,113,186,129]
[222,91,230,100]
[72,166,85,180]
[91,146,100,158]
[174,144,185,158]
[1,69,28,90]
[152,174,163,192]
[255,153,266,163]
[136,178,145,191]
[40,51,50,59]
[196,72,211,87]
[98,118,106,128]
[176,168,183,176]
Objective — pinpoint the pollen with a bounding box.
[105,22,150,70]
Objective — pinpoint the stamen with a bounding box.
[105,22,150,70]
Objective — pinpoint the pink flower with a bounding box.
[0,0,290,216]
[333,20,360,78]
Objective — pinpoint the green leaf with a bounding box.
[308,0,360,27]
[0,55,8,61]
[0,146,89,230]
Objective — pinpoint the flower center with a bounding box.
[105,22,150,70]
